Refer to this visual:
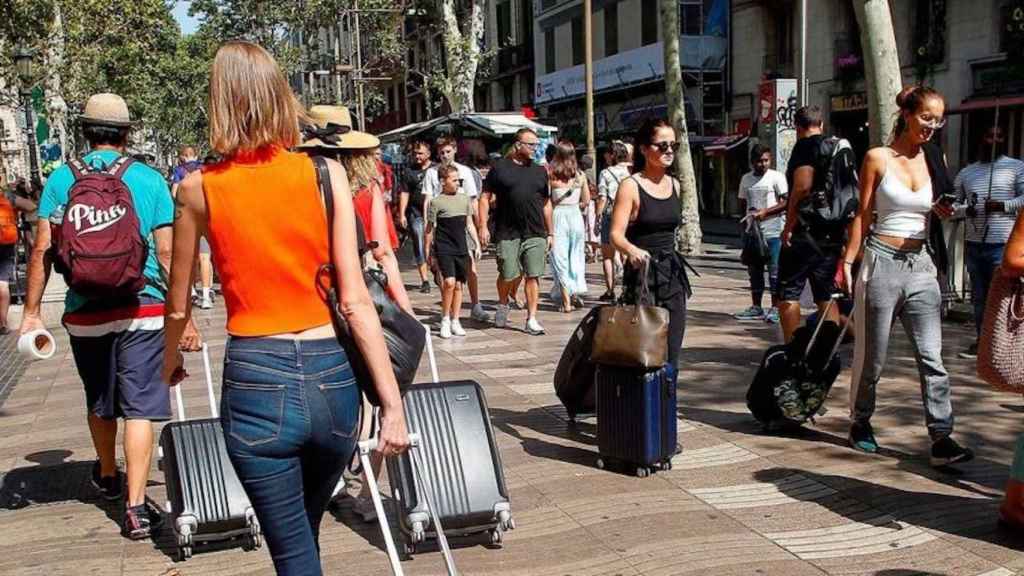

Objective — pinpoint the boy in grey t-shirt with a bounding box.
[426,165,481,339]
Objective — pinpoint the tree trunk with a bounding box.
[853,0,902,146]
[661,0,702,254]
[439,0,484,113]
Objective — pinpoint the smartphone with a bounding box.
[937,194,956,207]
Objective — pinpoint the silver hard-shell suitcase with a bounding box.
[158,343,261,560]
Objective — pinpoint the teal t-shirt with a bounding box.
[39,150,174,312]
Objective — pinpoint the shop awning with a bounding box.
[704,134,749,154]
[948,95,1024,115]
[378,112,557,143]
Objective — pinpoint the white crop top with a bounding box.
[874,156,932,240]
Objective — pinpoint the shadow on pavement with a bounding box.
[489,406,598,467]
[754,467,1024,553]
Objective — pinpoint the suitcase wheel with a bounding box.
[489,528,503,545]
[411,521,426,543]
[636,466,649,478]
[404,541,417,556]
[178,545,192,561]
[245,523,262,551]
[595,458,606,470]
[498,510,514,531]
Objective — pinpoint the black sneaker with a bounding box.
[599,290,616,302]
[90,461,124,501]
[930,436,974,467]
[122,502,163,540]
[848,422,879,453]
[419,281,431,294]
[958,342,978,360]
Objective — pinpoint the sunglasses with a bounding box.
[918,115,946,130]
[651,141,681,154]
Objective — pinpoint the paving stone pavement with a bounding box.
[1,245,1022,575]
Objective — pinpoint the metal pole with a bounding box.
[584,0,596,163]
[798,0,807,106]
[353,0,366,131]
[22,92,40,185]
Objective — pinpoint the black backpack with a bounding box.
[798,137,859,247]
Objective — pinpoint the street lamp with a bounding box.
[13,45,41,187]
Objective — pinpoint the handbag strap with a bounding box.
[314,156,337,266]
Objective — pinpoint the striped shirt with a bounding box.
[954,156,1024,244]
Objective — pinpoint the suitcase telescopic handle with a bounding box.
[804,294,856,362]
[171,343,219,423]
[359,434,459,576]
[423,323,440,384]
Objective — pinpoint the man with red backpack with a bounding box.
[18,93,200,540]
[1,181,36,334]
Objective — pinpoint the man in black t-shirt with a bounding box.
[777,105,841,342]
[480,128,552,335]
[398,140,433,293]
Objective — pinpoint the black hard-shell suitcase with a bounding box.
[385,329,513,553]
[553,306,600,420]
[746,296,852,429]
[595,364,677,477]
[159,343,260,561]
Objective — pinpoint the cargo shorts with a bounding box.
[497,236,546,281]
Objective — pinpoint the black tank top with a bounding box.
[625,176,681,252]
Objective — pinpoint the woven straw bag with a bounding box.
[978,269,1024,394]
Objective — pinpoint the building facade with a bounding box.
[731,0,1024,177]
[533,0,730,144]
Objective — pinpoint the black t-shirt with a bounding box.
[483,158,549,241]
[401,164,429,216]
[786,134,825,192]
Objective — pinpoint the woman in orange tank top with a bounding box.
[160,41,408,576]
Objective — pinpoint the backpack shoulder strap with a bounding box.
[68,159,90,181]
[105,156,135,180]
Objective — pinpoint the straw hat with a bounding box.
[80,93,133,128]
[299,105,379,150]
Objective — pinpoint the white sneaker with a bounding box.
[470,303,490,322]
[450,318,467,336]
[439,317,452,339]
[200,296,213,310]
[525,317,545,335]
[494,304,510,328]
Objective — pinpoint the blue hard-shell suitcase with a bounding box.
[595,364,677,477]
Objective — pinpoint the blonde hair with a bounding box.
[208,41,303,156]
[340,150,378,192]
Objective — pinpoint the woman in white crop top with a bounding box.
[838,85,973,468]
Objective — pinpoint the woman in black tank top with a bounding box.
[608,118,692,373]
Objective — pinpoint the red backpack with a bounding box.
[52,157,148,298]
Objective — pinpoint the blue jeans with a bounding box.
[221,336,360,576]
[965,241,1006,338]
[407,211,426,266]
[747,236,782,307]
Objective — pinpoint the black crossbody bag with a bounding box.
[313,156,423,405]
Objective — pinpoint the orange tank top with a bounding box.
[202,146,332,336]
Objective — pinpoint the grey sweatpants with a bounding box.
[850,238,954,440]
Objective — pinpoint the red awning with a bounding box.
[704,134,749,154]
[948,95,1024,115]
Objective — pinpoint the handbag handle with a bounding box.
[630,259,653,324]
[1012,277,1024,323]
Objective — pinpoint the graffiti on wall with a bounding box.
[758,79,798,171]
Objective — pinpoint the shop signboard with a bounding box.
[758,79,798,172]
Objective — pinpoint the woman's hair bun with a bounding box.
[896,85,918,109]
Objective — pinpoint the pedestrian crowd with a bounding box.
[4,38,1024,575]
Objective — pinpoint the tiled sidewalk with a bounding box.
[0,247,1021,575]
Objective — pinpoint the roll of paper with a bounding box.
[17,329,56,360]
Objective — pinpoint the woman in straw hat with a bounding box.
[298,105,412,314]
[161,41,409,575]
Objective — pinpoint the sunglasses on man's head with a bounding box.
[651,141,681,154]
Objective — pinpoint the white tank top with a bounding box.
[874,153,932,240]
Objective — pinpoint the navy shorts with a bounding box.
[70,326,171,421]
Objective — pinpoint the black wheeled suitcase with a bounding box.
[746,296,852,430]
[159,343,260,561]
[385,328,514,553]
[553,306,601,420]
[595,364,678,477]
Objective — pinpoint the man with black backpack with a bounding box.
[18,93,200,541]
[778,106,859,342]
